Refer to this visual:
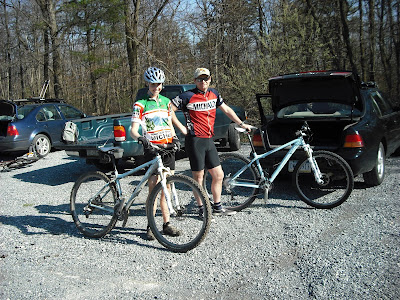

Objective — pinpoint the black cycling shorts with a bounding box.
[185,136,220,171]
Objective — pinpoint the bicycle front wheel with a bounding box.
[70,171,118,238]
[146,174,211,253]
[204,153,260,211]
[293,151,354,209]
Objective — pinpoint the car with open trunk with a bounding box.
[254,70,400,186]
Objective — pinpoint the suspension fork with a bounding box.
[302,143,324,184]
[159,168,177,216]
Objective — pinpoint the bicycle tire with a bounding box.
[204,153,260,211]
[293,151,354,209]
[70,171,118,238]
[146,174,211,253]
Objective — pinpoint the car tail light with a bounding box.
[114,125,126,142]
[343,133,364,148]
[7,125,19,136]
[252,133,263,147]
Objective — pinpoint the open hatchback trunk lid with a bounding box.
[269,71,363,113]
[259,71,364,151]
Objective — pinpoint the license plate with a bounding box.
[288,160,311,173]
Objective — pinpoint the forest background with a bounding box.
[1,0,399,122]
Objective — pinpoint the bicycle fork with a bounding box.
[303,144,324,184]
[159,171,180,216]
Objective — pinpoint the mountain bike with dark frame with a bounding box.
[70,144,211,253]
[204,122,354,210]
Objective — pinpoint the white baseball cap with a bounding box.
[194,67,210,78]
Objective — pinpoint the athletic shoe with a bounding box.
[146,226,155,241]
[212,206,236,216]
[163,223,181,236]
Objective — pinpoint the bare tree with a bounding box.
[34,0,64,98]
[368,0,376,81]
[3,0,13,98]
[124,0,170,98]
[338,0,357,73]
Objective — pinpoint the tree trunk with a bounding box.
[47,0,63,98]
[3,1,13,99]
[124,0,140,99]
[43,29,50,94]
[359,0,366,81]
[368,0,375,81]
[338,0,357,73]
[35,0,64,99]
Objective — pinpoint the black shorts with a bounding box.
[185,136,220,171]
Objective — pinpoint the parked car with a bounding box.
[0,98,86,157]
[254,70,400,186]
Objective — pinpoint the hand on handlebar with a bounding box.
[138,136,151,149]
[172,136,181,152]
[243,123,255,132]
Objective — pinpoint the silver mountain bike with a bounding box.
[204,122,354,210]
[70,144,211,253]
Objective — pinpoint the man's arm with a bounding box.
[218,103,252,131]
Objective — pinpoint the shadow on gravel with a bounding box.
[0,206,75,237]
[0,203,169,252]
[12,160,96,186]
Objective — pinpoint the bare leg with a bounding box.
[192,165,224,204]
[148,173,171,224]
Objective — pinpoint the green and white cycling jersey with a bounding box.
[131,95,173,144]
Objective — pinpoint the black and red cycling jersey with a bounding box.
[171,87,224,138]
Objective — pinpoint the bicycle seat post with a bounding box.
[247,130,257,155]
[108,151,119,176]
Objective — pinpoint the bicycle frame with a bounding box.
[91,151,178,216]
[228,132,324,191]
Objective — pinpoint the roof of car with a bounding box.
[268,70,355,81]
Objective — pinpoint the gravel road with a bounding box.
[1,146,399,299]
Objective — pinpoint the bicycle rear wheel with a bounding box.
[204,153,260,211]
[146,174,211,253]
[293,151,354,209]
[70,171,118,238]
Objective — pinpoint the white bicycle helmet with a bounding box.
[144,67,165,83]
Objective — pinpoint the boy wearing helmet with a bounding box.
[130,67,181,240]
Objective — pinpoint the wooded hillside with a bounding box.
[1,0,399,119]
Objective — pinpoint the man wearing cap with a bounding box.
[171,67,252,216]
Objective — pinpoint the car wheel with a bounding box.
[363,142,385,186]
[228,123,241,151]
[32,134,51,157]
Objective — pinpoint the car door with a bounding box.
[370,91,400,156]
[40,104,65,146]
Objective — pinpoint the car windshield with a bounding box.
[16,105,36,119]
[277,102,361,118]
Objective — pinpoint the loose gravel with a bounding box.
[0,146,399,300]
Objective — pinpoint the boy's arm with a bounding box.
[130,122,141,141]
[171,106,187,135]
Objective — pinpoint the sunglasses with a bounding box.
[195,76,210,82]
